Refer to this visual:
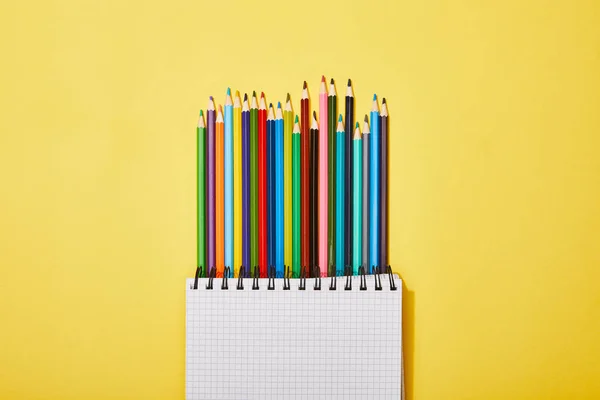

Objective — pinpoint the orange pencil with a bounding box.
[216,105,224,277]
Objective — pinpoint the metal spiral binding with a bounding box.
[298,266,307,290]
[206,267,216,290]
[329,265,336,290]
[372,266,382,291]
[283,266,291,290]
[252,266,260,290]
[193,266,202,290]
[345,266,353,290]
[221,267,230,290]
[313,266,321,290]
[359,266,367,290]
[237,266,245,290]
[268,266,276,290]
[386,265,397,290]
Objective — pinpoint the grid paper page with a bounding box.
[186,275,403,400]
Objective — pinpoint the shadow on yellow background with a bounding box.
[1,0,599,399]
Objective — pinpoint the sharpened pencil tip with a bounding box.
[356,122,359,128]
[313,110,317,118]
[303,81,307,89]
[321,75,326,82]
[382,97,386,104]
[209,96,213,101]
[338,114,343,122]
[330,78,334,84]
[199,109,203,116]
[286,93,291,102]
[235,90,240,97]
[261,92,265,98]
[347,79,352,86]
[365,115,369,122]
[227,88,231,95]
[277,101,281,108]
[252,91,256,97]
[244,93,248,101]
[373,94,377,101]
[269,103,273,110]
[295,115,299,123]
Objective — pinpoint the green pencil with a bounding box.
[292,115,301,277]
[327,79,337,276]
[250,92,259,272]
[197,110,206,274]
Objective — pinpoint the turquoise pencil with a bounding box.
[224,88,233,272]
[352,122,362,275]
[335,115,345,275]
[275,103,284,276]
[369,95,380,272]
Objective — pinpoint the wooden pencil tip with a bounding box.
[347,79,352,86]
[218,104,223,112]
[303,81,307,89]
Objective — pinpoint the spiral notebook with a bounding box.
[186,267,404,400]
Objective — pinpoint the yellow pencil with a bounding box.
[233,91,242,277]
[284,93,293,271]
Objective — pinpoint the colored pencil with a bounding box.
[345,79,354,270]
[380,98,388,270]
[318,76,328,276]
[267,104,274,272]
[233,91,242,277]
[362,115,370,272]
[197,110,206,274]
[258,93,267,277]
[292,116,301,277]
[275,103,284,277]
[352,122,362,275]
[284,94,293,271]
[216,105,224,276]
[327,78,337,276]
[369,95,380,272]
[224,89,233,274]
[206,97,216,276]
[310,111,319,273]
[250,92,258,274]
[300,82,310,272]
[242,94,250,275]
[335,115,345,275]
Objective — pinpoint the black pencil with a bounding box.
[344,79,354,271]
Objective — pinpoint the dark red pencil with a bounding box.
[301,82,310,274]
[310,111,319,273]
[258,92,267,277]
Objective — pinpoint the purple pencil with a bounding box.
[207,96,216,276]
[242,94,251,275]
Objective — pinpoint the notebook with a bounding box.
[186,268,404,399]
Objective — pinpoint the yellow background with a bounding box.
[1,0,599,398]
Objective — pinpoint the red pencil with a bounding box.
[258,92,268,277]
[300,81,310,275]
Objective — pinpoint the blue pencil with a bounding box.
[242,95,250,274]
[335,115,345,275]
[275,103,284,276]
[267,105,275,271]
[369,95,380,272]
[224,88,233,272]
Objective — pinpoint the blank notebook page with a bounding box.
[186,275,403,400]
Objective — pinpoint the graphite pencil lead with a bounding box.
[347,79,352,87]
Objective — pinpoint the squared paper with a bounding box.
[186,275,403,399]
